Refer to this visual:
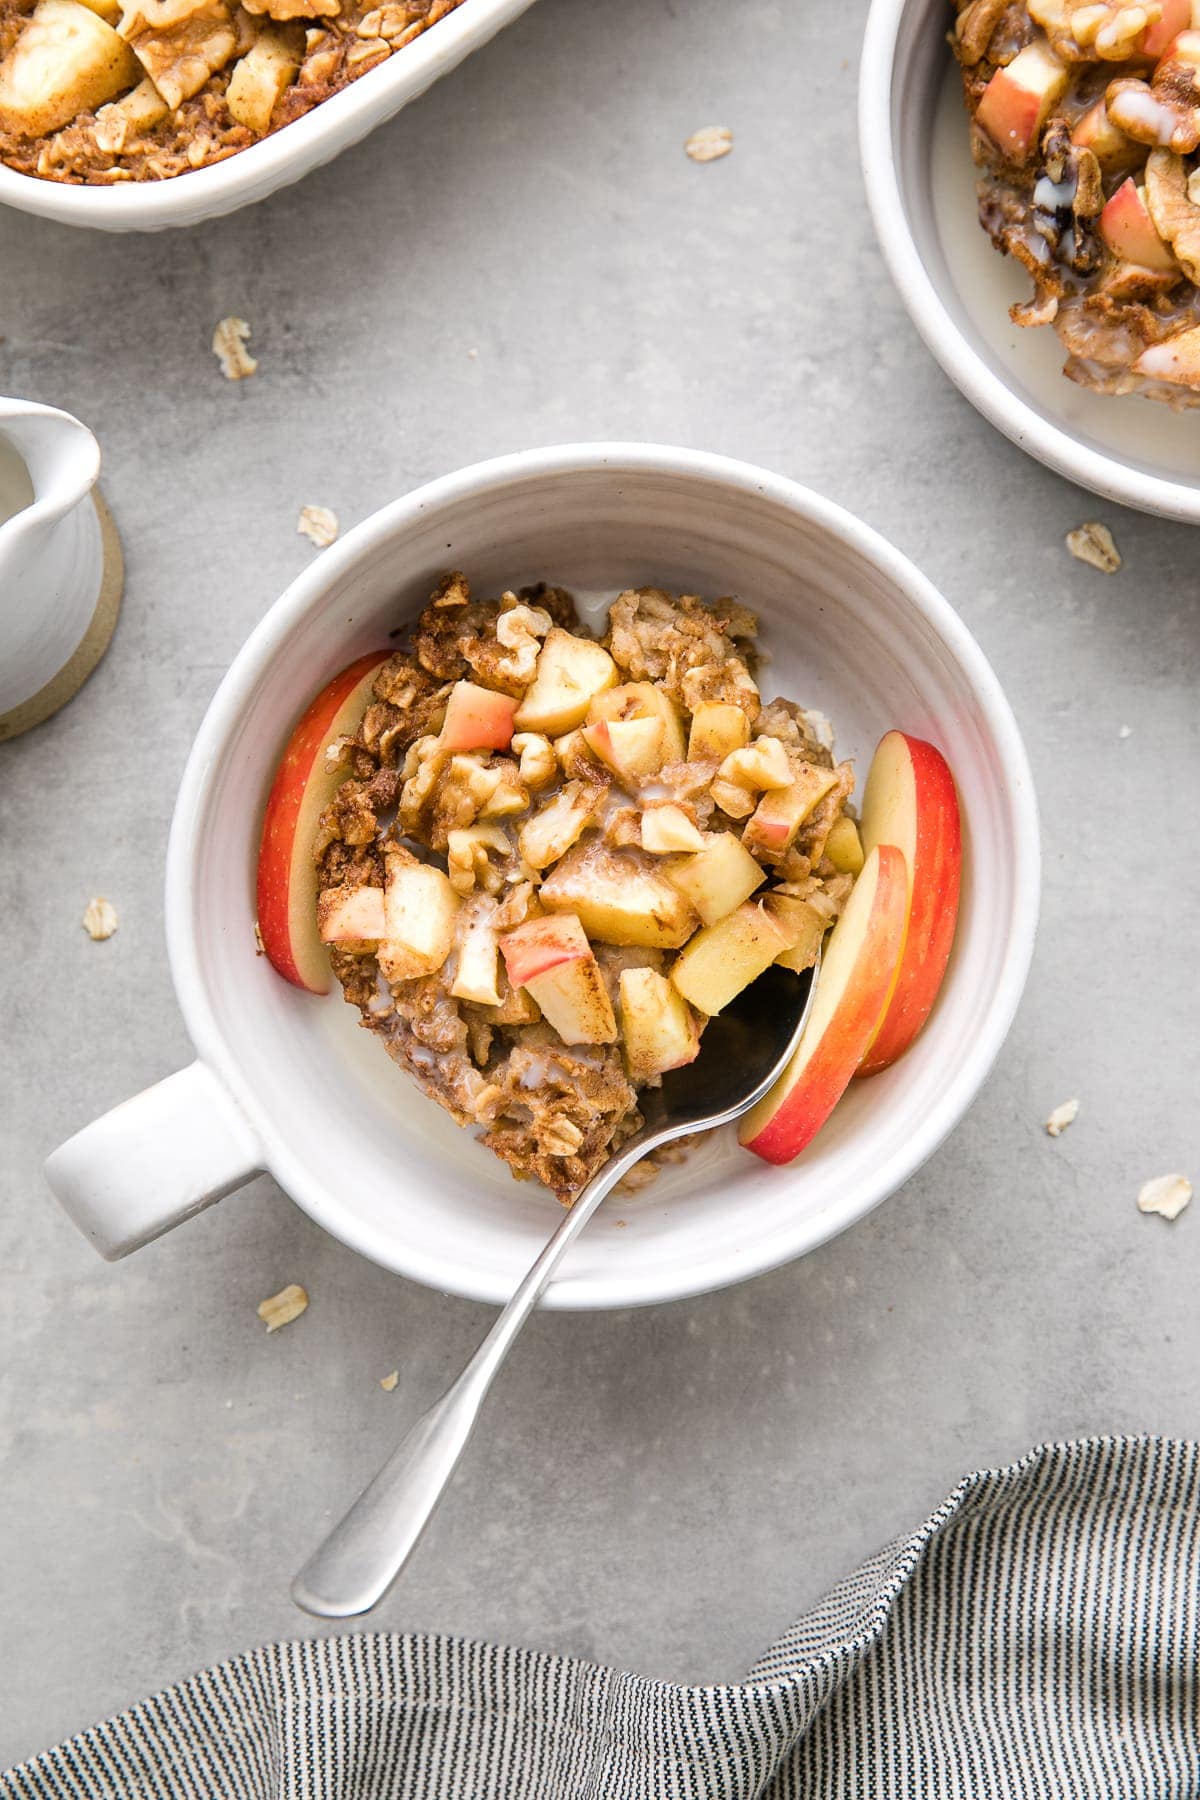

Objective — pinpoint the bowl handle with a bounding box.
[44,1062,264,1260]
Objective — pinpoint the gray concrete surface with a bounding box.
[2,0,1198,1767]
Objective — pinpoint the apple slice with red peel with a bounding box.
[499,914,617,1045]
[855,731,962,1079]
[439,680,518,753]
[975,40,1067,164]
[738,844,908,1163]
[256,649,389,994]
[1099,178,1178,272]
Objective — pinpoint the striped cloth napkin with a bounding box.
[3,1437,1197,1799]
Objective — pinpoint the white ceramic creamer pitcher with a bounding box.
[0,398,111,739]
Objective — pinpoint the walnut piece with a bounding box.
[380,1369,399,1391]
[119,0,238,109]
[212,315,257,379]
[257,1282,308,1330]
[685,125,732,163]
[82,896,118,940]
[1136,1173,1193,1220]
[1144,147,1200,281]
[297,503,339,547]
[1045,1097,1079,1136]
[1066,521,1121,572]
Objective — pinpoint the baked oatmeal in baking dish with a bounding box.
[0,0,464,184]
[954,0,1200,399]
[291,576,863,1203]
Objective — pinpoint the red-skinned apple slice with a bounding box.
[855,731,962,1078]
[256,650,389,994]
[738,844,908,1164]
[975,40,1067,164]
[439,680,518,753]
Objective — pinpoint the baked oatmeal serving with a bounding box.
[299,576,863,1203]
[0,0,463,184]
[954,0,1200,398]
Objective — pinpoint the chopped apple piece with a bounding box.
[662,830,765,925]
[641,805,706,854]
[316,884,387,951]
[378,846,460,984]
[512,629,617,736]
[823,814,864,875]
[438,679,518,754]
[499,914,616,1045]
[974,39,1067,165]
[1134,322,1200,385]
[225,25,298,134]
[742,764,839,859]
[765,894,827,973]
[670,900,794,1015]
[1142,0,1190,56]
[0,0,140,137]
[451,904,502,1007]
[687,701,750,762]
[582,714,666,782]
[588,681,687,762]
[618,967,700,1081]
[1071,98,1139,172]
[1099,178,1178,272]
[517,781,600,870]
[539,842,698,948]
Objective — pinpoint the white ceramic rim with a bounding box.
[0,0,536,231]
[165,442,1041,1309]
[859,0,1200,526]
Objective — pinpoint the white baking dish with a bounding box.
[0,0,537,232]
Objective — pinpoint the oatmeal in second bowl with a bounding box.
[45,446,1039,1309]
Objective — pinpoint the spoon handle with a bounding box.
[292,1151,632,1618]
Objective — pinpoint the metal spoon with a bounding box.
[292,957,820,1619]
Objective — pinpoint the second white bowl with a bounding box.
[861,0,1200,523]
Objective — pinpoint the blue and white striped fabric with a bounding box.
[4,1438,1198,1799]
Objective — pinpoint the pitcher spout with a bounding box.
[0,398,100,555]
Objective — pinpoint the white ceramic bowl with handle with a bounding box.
[0,0,536,232]
[861,0,1200,523]
[44,443,1040,1310]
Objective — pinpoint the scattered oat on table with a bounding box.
[685,125,733,163]
[1136,1174,1193,1222]
[1118,724,1132,739]
[298,505,339,549]
[380,1370,399,1392]
[1045,1098,1079,1138]
[212,317,257,381]
[82,897,117,941]
[1066,522,1121,574]
[257,1284,309,1332]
